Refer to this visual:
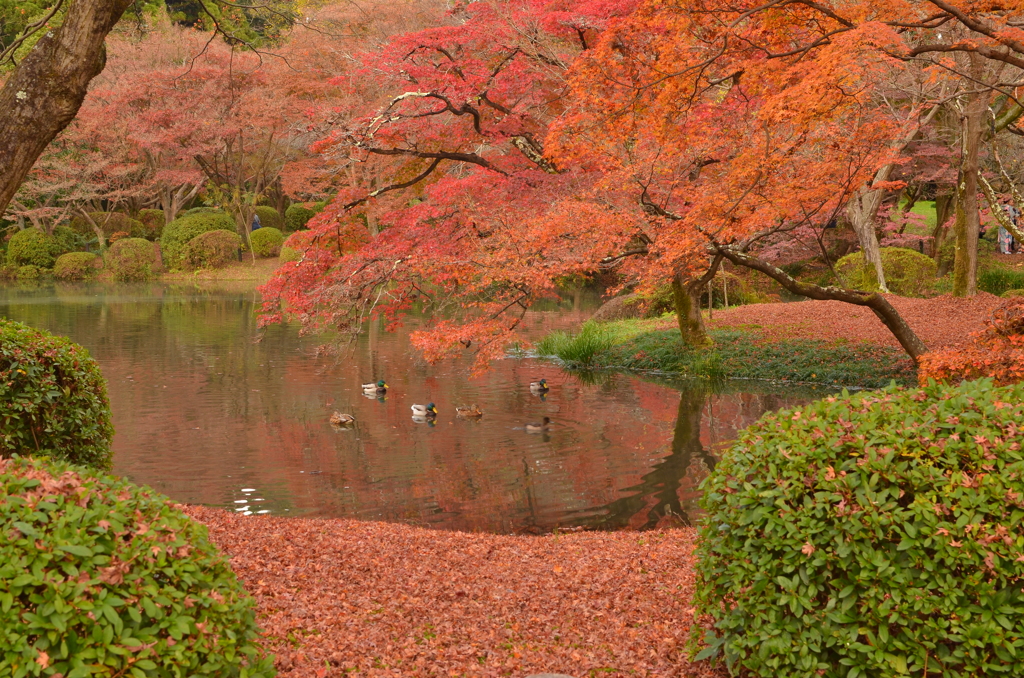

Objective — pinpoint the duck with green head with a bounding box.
[362,380,388,395]
[411,402,438,417]
[529,379,549,394]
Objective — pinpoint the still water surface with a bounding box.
[1,283,824,533]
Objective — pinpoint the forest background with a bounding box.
[4,0,1024,381]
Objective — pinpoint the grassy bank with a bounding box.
[536,318,917,389]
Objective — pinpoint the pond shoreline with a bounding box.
[187,505,726,678]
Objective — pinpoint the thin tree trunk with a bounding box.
[715,246,929,362]
[933,189,954,264]
[0,0,135,216]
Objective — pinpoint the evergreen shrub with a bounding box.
[136,209,166,240]
[183,229,241,270]
[7,228,59,268]
[53,252,100,281]
[279,246,300,263]
[106,238,159,282]
[249,227,283,257]
[16,265,42,281]
[0,455,275,677]
[285,204,316,231]
[253,206,283,231]
[836,247,937,297]
[0,320,114,469]
[695,379,1024,677]
[161,212,236,270]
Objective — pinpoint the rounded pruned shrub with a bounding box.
[106,237,159,282]
[183,229,241,270]
[695,379,1024,678]
[6,228,59,268]
[285,204,316,231]
[253,206,283,231]
[54,252,100,281]
[0,320,114,469]
[0,455,276,678]
[836,247,937,297]
[249,227,283,258]
[136,208,166,240]
[16,265,42,281]
[161,212,236,270]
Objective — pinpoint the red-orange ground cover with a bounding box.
[709,294,1004,349]
[187,507,725,677]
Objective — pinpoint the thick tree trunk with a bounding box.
[0,0,135,216]
[952,65,986,297]
[671,258,722,348]
[715,246,929,363]
[846,181,889,292]
[933,189,954,263]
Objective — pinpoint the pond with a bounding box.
[0,282,826,533]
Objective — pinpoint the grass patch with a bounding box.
[535,318,667,367]
[539,324,917,389]
[979,267,1024,296]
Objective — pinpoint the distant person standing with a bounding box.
[251,212,262,232]
[1000,199,1019,254]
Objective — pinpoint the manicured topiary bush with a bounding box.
[53,252,100,281]
[52,225,85,255]
[249,227,283,257]
[695,378,1024,678]
[16,265,42,281]
[161,212,236,270]
[0,320,114,469]
[285,204,316,231]
[183,229,242,270]
[836,247,937,297]
[6,227,59,268]
[279,246,300,263]
[106,237,159,282]
[136,208,166,240]
[253,206,283,231]
[0,455,276,678]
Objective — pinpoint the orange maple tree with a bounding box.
[919,299,1024,385]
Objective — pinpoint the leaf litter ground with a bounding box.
[187,507,726,677]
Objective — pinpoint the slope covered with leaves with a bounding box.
[187,506,725,677]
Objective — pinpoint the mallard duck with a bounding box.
[329,412,355,426]
[456,405,483,418]
[529,379,549,394]
[362,380,388,395]
[525,416,551,432]
[411,402,438,417]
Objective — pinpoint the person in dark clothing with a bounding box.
[251,213,262,232]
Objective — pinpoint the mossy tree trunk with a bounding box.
[952,57,986,298]
[672,256,723,348]
[0,0,135,216]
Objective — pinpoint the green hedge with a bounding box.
[6,228,59,269]
[69,212,145,239]
[0,456,275,678]
[106,238,158,282]
[0,320,114,469]
[183,229,241,270]
[253,206,283,231]
[836,247,937,297]
[285,204,316,231]
[249,227,283,258]
[160,212,236,270]
[53,252,100,281]
[695,379,1024,677]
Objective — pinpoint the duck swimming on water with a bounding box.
[525,416,551,432]
[362,380,388,395]
[329,412,355,426]
[411,402,438,417]
[529,379,549,394]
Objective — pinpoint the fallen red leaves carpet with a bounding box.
[187,507,726,677]
[710,294,1003,349]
